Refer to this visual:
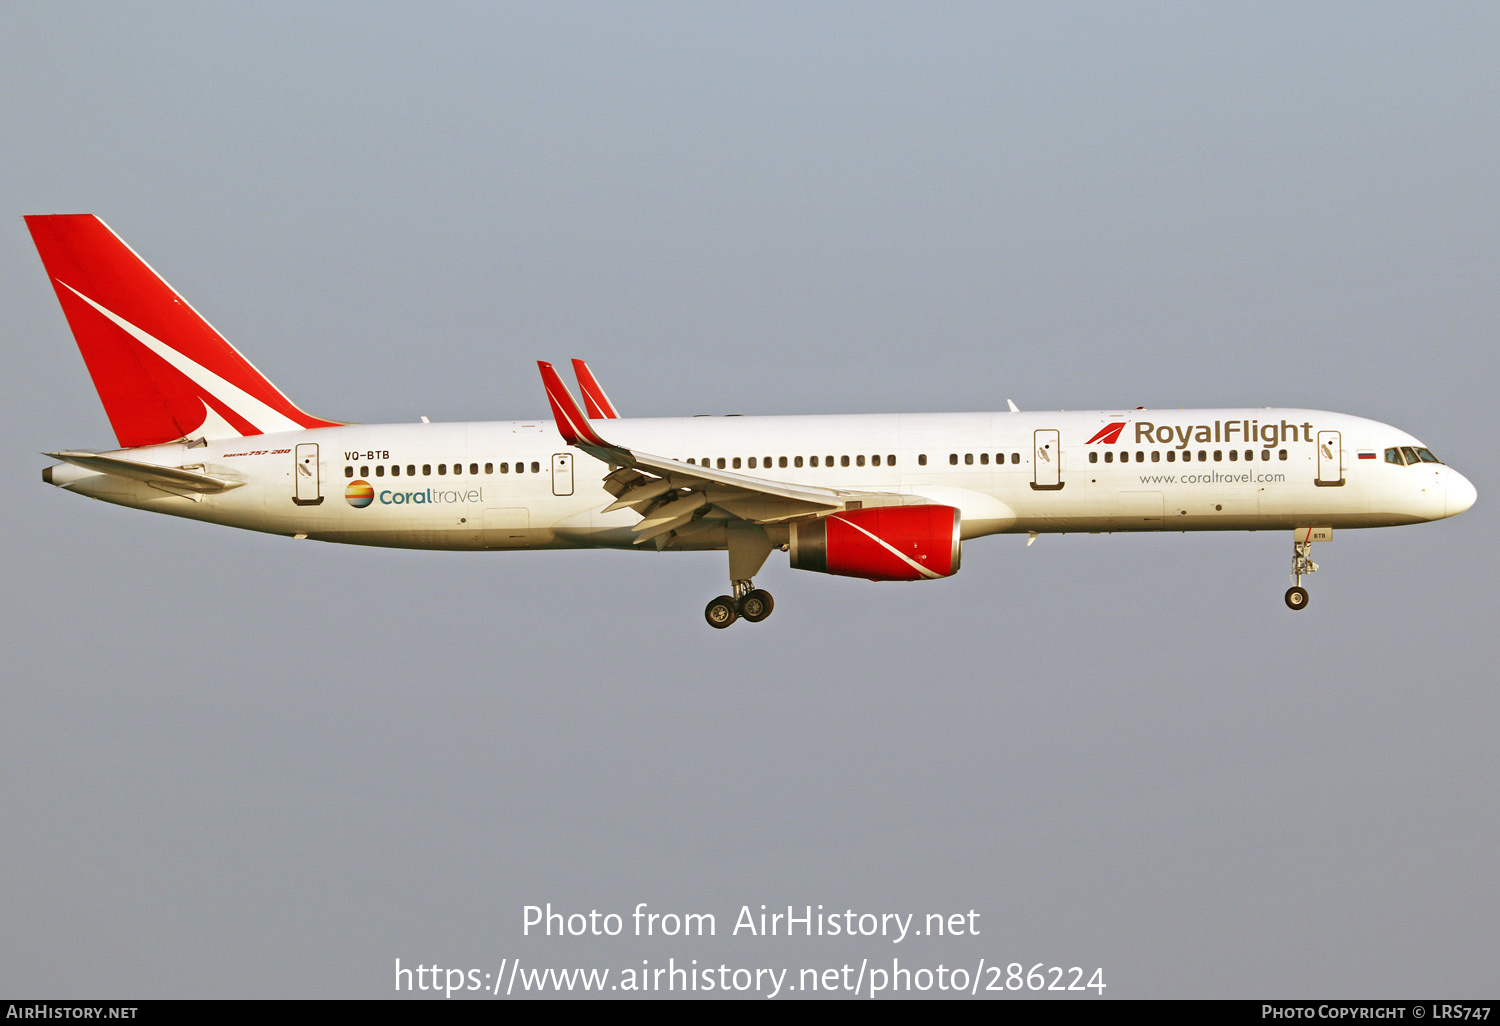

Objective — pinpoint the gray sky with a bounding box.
[1,1,1495,999]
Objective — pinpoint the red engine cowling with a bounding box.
[789,505,961,581]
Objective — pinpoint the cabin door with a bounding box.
[1316,430,1343,486]
[293,443,323,505]
[1032,429,1062,490]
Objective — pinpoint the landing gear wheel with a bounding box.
[1285,586,1309,611]
[739,589,774,623]
[705,595,739,629]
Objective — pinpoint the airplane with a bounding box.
[28,214,1477,627]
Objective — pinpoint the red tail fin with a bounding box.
[26,214,339,448]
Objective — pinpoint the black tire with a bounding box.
[705,595,738,629]
[739,589,774,623]
[1285,586,1309,611]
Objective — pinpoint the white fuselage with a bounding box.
[47,407,1475,552]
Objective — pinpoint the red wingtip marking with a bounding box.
[571,358,619,419]
[537,360,606,446]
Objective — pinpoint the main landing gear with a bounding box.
[706,525,777,628]
[1285,535,1318,611]
[705,580,775,629]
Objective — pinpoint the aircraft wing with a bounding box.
[537,361,913,544]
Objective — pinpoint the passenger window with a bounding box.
[779,456,788,468]
[1011,453,1020,464]
[856,455,865,467]
[949,454,958,465]
[1279,450,1287,460]
[810,456,819,468]
[872,455,881,467]
[1137,452,1144,462]
[717,458,726,469]
[918,454,927,466]
[840,455,850,467]
[1261,450,1270,462]
[452,463,461,476]
[794,456,803,468]
[1166,451,1176,462]
[1244,450,1252,461]
[344,466,353,478]
[1104,452,1114,463]
[471,463,479,475]
[375,465,384,477]
[826,455,834,467]
[980,453,989,465]
[360,465,369,477]
[500,463,509,473]
[747,457,756,469]
[1120,452,1129,463]
[1089,451,1098,464]
[1199,451,1208,461]
[438,464,446,475]
[409,465,417,476]
[889,455,897,466]
[1213,451,1222,462]
[1229,450,1238,461]
[422,464,431,475]
[1151,451,1160,462]
[964,453,973,466]
[391,465,400,477]
[1181,451,1190,462]
[531,462,540,473]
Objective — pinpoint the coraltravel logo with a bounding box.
[344,480,484,509]
[345,480,375,508]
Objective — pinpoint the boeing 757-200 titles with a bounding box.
[29,215,1477,627]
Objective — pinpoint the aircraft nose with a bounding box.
[1446,471,1477,517]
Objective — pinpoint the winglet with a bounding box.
[537,361,607,447]
[571,359,620,419]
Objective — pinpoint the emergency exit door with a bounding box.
[551,452,574,496]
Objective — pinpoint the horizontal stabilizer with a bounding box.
[45,450,245,494]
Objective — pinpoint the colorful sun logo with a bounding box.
[345,480,374,508]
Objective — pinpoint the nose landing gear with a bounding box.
[1285,535,1319,611]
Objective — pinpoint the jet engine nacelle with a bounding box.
[789,505,962,581]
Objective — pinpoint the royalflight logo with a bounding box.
[345,480,375,508]
[1086,422,1126,444]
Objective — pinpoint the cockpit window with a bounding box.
[1385,446,1443,467]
